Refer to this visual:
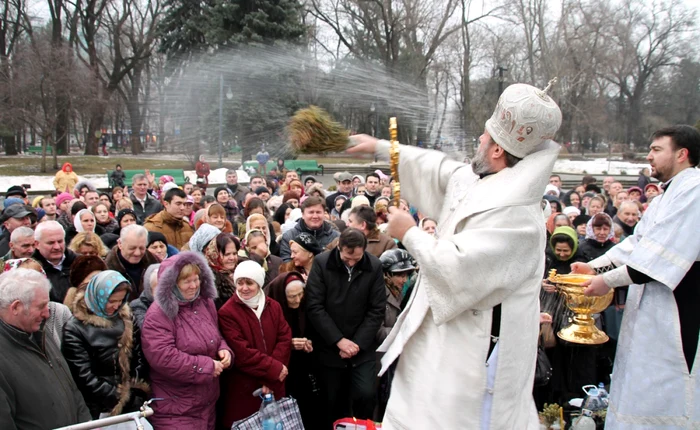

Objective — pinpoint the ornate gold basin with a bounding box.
[547,269,614,345]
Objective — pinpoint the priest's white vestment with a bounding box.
[376,141,559,429]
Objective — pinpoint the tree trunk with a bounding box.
[4,133,18,155]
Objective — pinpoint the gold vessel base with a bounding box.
[558,324,609,345]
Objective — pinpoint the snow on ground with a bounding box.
[0,160,647,194]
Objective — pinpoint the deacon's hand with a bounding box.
[570,262,595,275]
[346,134,378,155]
[387,206,416,242]
[582,275,611,297]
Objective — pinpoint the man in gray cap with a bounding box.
[325,171,354,210]
[0,205,35,256]
[349,82,562,429]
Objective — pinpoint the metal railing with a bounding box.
[54,402,154,430]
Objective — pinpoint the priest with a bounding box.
[348,83,562,429]
[573,124,700,429]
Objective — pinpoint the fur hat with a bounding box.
[485,82,562,158]
[69,255,108,288]
[155,251,217,320]
[233,260,266,288]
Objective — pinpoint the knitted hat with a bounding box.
[32,196,45,208]
[291,232,323,255]
[56,192,74,208]
[214,186,230,199]
[161,182,179,193]
[485,82,562,158]
[255,186,269,195]
[69,255,108,288]
[351,195,370,208]
[572,214,591,228]
[116,208,137,225]
[148,231,168,247]
[562,206,580,217]
[233,260,266,288]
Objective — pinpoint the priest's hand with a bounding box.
[346,134,378,155]
[387,206,416,242]
[570,262,595,275]
[582,275,611,297]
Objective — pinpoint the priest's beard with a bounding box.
[471,145,493,177]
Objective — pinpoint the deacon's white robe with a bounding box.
[375,141,560,429]
[588,167,700,429]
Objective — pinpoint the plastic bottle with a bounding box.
[571,409,596,430]
[597,382,609,406]
[260,393,283,430]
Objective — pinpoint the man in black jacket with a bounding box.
[32,221,77,303]
[306,228,386,428]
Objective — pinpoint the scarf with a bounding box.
[585,213,616,242]
[3,258,47,276]
[74,208,96,233]
[236,288,266,320]
[173,284,200,303]
[84,270,130,318]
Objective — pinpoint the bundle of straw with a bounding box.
[287,106,350,154]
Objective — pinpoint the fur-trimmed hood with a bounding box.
[155,251,217,320]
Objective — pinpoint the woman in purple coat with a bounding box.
[142,251,233,429]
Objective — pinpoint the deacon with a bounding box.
[349,83,562,429]
[573,125,700,429]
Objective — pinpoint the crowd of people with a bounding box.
[0,119,697,429]
[0,164,436,430]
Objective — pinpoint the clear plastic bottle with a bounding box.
[597,382,609,406]
[260,393,283,430]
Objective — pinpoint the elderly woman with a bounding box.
[578,213,616,261]
[62,270,149,419]
[266,270,321,428]
[418,217,437,236]
[242,228,282,286]
[204,233,241,309]
[142,252,232,429]
[218,261,292,428]
[278,232,322,279]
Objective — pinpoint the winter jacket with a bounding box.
[306,248,386,368]
[376,287,403,345]
[33,248,77,303]
[218,293,292,427]
[366,229,397,258]
[129,192,162,225]
[143,210,194,250]
[579,238,615,262]
[142,252,231,430]
[0,229,10,257]
[105,247,159,297]
[279,219,340,262]
[213,271,236,310]
[109,170,126,188]
[47,302,72,348]
[97,218,120,235]
[62,294,149,419]
[53,163,79,193]
[0,320,91,429]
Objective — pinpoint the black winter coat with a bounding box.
[579,238,615,262]
[306,248,386,368]
[62,296,149,419]
[33,248,77,303]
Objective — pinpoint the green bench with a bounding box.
[26,146,53,155]
[242,160,324,175]
[107,169,187,188]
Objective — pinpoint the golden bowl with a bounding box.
[547,270,614,345]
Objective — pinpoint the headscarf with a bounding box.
[549,226,579,260]
[188,223,220,252]
[74,209,96,233]
[84,270,130,318]
[243,228,270,271]
[267,271,306,334]
[545,212,561,235]
[245,213,271,248]
[3,258,47,276]
[585,213,615,242]
[204,234,239,275]
[62,162,73,173]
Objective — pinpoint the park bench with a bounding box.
[106,169,187,188]
[242,160,324,175]
[26,146,53,155]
